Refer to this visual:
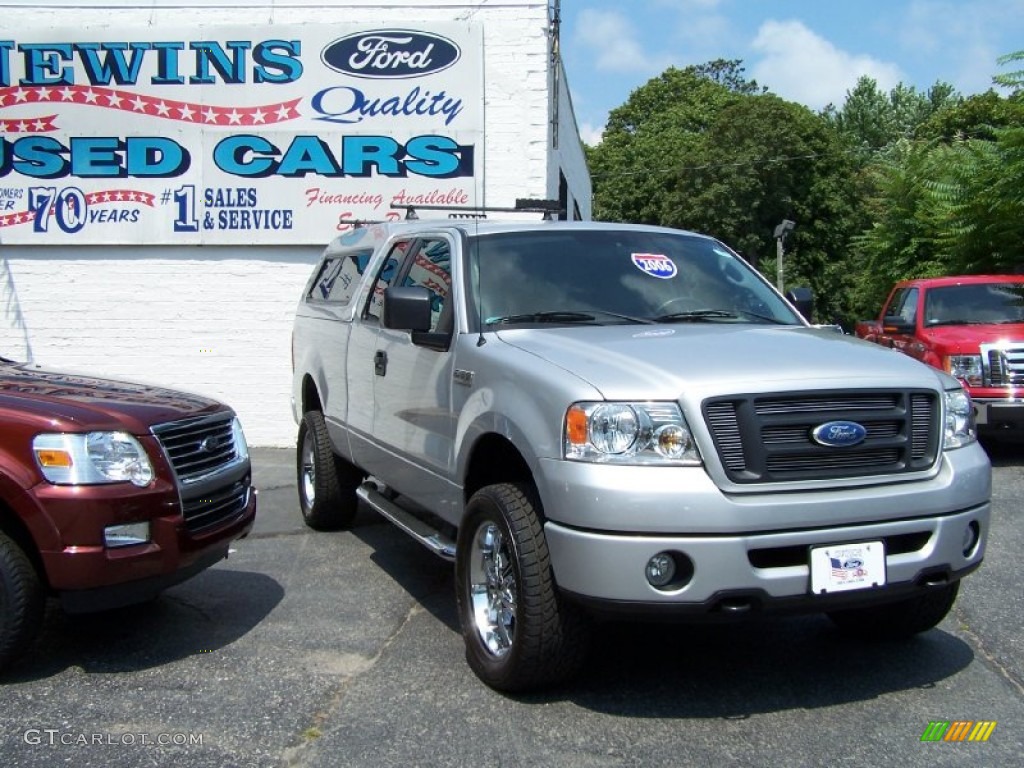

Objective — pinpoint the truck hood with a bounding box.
[495,324,950,400]
[921,323,1024,351]
[0,361,227,433]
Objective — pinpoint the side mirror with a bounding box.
[881,315,915,334]
[382,286,433,332]
[785,286,813,323]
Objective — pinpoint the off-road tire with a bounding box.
[0,531,45,672]
[827,581,960,640]
[297,410,363,530]
[455,482,590,692]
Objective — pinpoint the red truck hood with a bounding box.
[0,361,227,434]
[922,323,1024,352]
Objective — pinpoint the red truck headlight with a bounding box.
[945,354,983,387]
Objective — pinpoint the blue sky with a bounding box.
[560,0,1024,144]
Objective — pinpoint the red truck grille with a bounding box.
[703,390,939,483]
[984,344,1024,386]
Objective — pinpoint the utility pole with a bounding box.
[773,219,795,293]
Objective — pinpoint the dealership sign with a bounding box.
[0,24,483,244]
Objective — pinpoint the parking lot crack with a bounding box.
[954,605,1024,698]
[281,600,424,767]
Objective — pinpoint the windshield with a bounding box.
[470,229,803,329]
[924,283,1024,326]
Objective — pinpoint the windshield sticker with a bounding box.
[631,253,677,279]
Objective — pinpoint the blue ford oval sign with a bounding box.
[322,30,461,79]
[811,421,867,447]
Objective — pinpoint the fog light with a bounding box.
[104,522,150,548]
[962,521,980,557]
[646,552,676,587]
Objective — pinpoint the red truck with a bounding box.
[0,357,256,671]
[855,275,1024,431]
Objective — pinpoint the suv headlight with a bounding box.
[943,387,977,449]
[564,401,701,465]
[231,416,249,461]
[33,432,155,487]
[946,354,983,387]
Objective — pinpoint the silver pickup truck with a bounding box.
[291,218,991,691]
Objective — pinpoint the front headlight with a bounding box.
[943,387,977,449]
[946,354,983,387]
[33,432,155,487]
[564,401,701,465]
[231,416,249,461]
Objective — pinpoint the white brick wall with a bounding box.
[1,246,317,446]
[0,1,591,445]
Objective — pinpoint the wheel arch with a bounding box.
[300,374,323,414]
[0,496,50,590]
[463,434,537,511]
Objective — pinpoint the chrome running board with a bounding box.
[356,482,456,561]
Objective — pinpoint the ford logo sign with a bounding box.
[811,421,867,447]
[322,30,461,79]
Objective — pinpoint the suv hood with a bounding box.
[496,325,949,400]
[0,361,226,433]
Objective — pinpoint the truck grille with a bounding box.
[152,413,238,483]
[983,343,1024,386]
[703,390,939,484]
[152,413,250,534]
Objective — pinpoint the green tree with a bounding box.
[588,60,758,224]
[663,95,862,322]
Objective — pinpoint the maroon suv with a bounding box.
[0,356,256,671]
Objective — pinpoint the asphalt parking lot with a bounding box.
[1,438,1022,768]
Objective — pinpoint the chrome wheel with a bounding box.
[295,410,362,530]
[468,521,517,657]
[300,430,316,509]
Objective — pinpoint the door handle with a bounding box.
[374,350,388,376]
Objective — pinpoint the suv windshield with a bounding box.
[470,229,802,329]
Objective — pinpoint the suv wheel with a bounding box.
[827,581,960,640]
[455,483,589,692]
[297,410,363,530]
[0,531,45,672]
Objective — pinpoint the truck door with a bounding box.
[345,239,408,472]
[881,286,919,353]
[356,236,457,507]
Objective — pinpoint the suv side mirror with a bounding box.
[382,286,433,332]
[785,286,813,323]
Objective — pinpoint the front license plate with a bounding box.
[809,540,886,594]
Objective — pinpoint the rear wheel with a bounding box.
[0,531,45,672]
[296,410,363,530]
[827,582,960,640]
[455,483,589,692]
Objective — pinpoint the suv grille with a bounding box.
[152,413,249,534]
[152,413,237,483]
[703,390,939,484]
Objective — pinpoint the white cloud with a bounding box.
[578,121,605,146]
[898,0,1012,93]
[750,20,905,110]
[574,8,671,74]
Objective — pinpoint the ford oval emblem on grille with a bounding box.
[321,30,461,79]
[199,436,221,453]
[811,421,867,447]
